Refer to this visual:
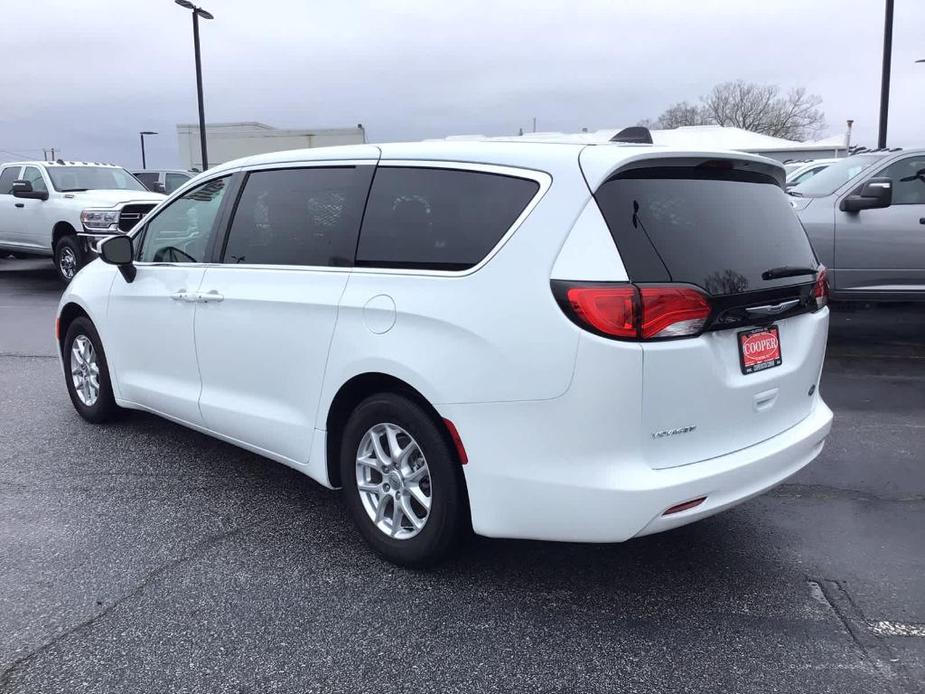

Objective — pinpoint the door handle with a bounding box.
[14,203,24,208]
[196,289,224,303]
[169,290,197,302]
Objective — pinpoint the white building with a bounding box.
[177,122,366,170]
[439,125,849,162]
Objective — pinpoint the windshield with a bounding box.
[46,166,147,192]
[789,154,887,197]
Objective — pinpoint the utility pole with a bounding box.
[175,1,213,170]
[139,131,158,168]
[877,0,894,149]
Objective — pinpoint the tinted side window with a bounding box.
[165,172,191,193]
[875,156,925,205]
[356,167,540,270]
[137,177,229,263]
[222,166,373,267]
[0,167,21,194]
[134,172,159,190]
[22,167,47,193]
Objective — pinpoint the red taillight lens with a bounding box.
[559,283,711,340]
[639,286,711,339]
[813,265,828,309]
[566,286,637,338]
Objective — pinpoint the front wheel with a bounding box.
[340,393,467,567]
[54,235,83,283]
[63,317,121,423]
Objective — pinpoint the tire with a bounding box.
[340,393,466,567]
[63,317,121,423]
[54,235,83,283]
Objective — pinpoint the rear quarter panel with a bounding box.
[317,165,591,422]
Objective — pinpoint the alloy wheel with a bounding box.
[355,423,432,540]
[59,246,77,279]
[70,335,100,406]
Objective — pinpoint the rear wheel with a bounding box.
[340,393,466,567]
[63,317,121,423]
[54,235,83,283]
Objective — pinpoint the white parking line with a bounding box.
[868,621,925,638]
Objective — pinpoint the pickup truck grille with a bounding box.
[118,204,157,232]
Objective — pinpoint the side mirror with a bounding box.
[100,235,136,282]
[12,180,49,201]
[841,177,892,212]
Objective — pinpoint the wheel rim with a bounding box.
[355,423,432,540]
[59,246,77,278]
[70,335,100,406]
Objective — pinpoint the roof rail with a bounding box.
[849,146,903,155]
[610,126,653,145]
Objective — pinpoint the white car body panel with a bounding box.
[57,140,833,543]
[195,265,350,462]
[107,264,207,424]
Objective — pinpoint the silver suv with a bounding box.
[790,149,925,301]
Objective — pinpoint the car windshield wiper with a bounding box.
[761,265,818,281]
[787,190,805,197]
[59,188,89,192]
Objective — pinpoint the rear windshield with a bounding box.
[595,167,818,296]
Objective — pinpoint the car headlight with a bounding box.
[80,209,120,231]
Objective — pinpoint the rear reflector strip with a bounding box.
[663,497,707,515]
[443,418,468,465]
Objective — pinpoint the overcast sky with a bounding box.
[2,0,923,168]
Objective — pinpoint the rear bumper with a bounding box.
[455,400,832,543]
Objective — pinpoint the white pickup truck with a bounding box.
[0,160,165,282]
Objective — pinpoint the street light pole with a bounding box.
[877,0,894,149]
[175,0,214,171]
[139,131,157,169]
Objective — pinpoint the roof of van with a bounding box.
[206,140,788,187]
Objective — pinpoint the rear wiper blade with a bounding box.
[761,265,818,281]
[787,190,804,197]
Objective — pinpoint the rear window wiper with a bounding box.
[761,265,818,281]
[787,190,804,197]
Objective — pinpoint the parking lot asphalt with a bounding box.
[1,257,923,694]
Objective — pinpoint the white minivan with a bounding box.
[57,140,833,565]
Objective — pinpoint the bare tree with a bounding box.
[645,81,826,141]
[702,81,825,140]
[650,101,711,129]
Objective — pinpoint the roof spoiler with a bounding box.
[610,127,653,145]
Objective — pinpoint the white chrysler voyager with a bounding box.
[56,138,833,565]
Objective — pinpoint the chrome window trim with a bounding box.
[201,159,552,277]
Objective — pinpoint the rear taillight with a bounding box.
[558,283,711,341]
[638,286,711,339]
[813,265,828,309]
[565,286,637,338]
